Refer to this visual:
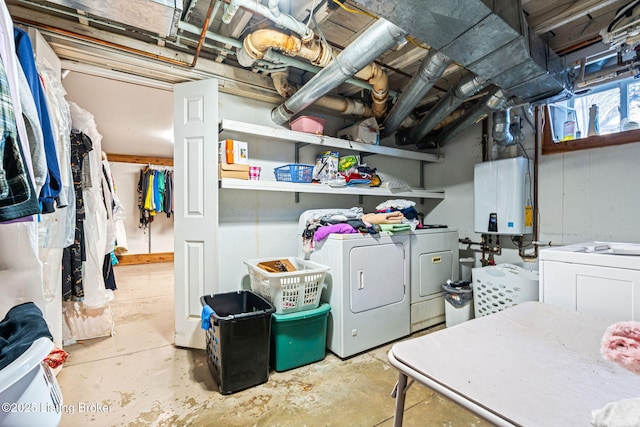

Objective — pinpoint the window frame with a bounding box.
[542,78,640,155]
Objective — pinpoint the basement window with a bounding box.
[542,78,640,155]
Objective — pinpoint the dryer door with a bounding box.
[349,243,406,313]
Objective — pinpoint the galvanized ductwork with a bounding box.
[43,0,182,37]
[382,49,452,137]
[396,73,489,146]
[271,18,406,125]
[354,0,573,145]
[492,108,515,146]
[430,87,511,148]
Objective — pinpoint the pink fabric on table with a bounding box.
[601,321,640,375]
[313,223,357,241]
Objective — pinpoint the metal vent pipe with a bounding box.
[430,87,510,148]
[492,108,515,146]
[382,49,451,136]
[271,18,406,125]
[397,72,488,146]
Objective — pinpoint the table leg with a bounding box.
[393,372,408,427]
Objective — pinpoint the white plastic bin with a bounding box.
[0,337,62,427]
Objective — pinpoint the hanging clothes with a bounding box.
[0,57,40,221]
[137,166,174,229]
[61,130,92,300]
[0,1,43,323]
[14,28,61,214]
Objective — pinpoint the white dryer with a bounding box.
[299,210,410,358]
[410,228,459,332]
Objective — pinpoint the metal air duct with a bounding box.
[492,108,515,146]
[271,18,406,125]
[42,0,182,37]
[430,87,511,147]
[382,49,451,137]
[354,0,573,142]
[396,72,489,146]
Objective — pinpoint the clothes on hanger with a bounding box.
[137,165,173,230]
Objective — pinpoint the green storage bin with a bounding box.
[270,303,331,372]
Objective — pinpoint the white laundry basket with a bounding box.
[472,263,539,318]
[244,257,329,314]
[0,337,63,427]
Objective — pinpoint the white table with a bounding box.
[388,301,640,427]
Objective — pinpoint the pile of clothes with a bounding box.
[301,200,421,254]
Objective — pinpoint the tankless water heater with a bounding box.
[473,157,533,235]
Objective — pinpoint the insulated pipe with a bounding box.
[397,73,489,146]
[431,88,510,148]
[492,108,515,146]
[271,18,406,125]
[382,50,452,136]
[271,71,372,116]
[222,0,313,41]
[237,29,332,67]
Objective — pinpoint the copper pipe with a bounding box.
[192,0,220,67]
[555,35,602,56]
[15,17,194,68]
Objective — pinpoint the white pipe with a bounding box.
[222,0,313,41]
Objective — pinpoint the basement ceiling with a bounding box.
[6,0,639,148]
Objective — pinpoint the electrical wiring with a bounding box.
[405,35,429,50]
[332,0,377,19]
[332,1,429,50]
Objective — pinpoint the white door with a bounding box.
[349,243,406,313]
[174,79,219,349]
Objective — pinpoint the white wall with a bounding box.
[62,71,174,254]
[539,142,640,245]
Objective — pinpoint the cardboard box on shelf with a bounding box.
[219,139,249,164]
[336,117,379,145]
[219,163,249,180]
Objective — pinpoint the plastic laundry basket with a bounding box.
[0,337,62,427]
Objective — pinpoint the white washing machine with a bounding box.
[539,242,640,321]
[410,228,459,332]
[299,210,410,358]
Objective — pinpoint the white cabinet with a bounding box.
[218,119,446,200]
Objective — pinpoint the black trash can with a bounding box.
[200,290,275,394]
[442,280,474,327]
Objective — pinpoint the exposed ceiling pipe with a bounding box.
[271,18,406,125]
[271,70,372,116]
[430,87,511,148]
[382,49,451,136]
[191,0,220,67]
[492,108,515,146]
[222,0,314,41]
[356,62,388,118]
[179,21,394,96]
[238,28,390,118]
[396,73,489,146]
[237,28,332,67]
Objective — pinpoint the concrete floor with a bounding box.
[57,263,493,427]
